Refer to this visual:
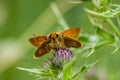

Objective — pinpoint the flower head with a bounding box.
[46,48,73,69]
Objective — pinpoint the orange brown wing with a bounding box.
[29,36,47,47]
[34,41,50,58]
[62,27,80,39]
[63,36,81,48]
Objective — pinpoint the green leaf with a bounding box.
[96,27,115,43]
[71,66,88,80]
[17,67,40,74]
[101,7,120,17]
[85,6,120,18]
[92,0,111,11]
[71,60,99,80]
[62,57,76,80]
[86,47,95,57]
[17,67,54,79]
[95,39,110,48]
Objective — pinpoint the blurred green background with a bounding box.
[0,0,120,80]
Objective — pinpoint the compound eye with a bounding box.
[56,34,59,38]
[49,34,52,39]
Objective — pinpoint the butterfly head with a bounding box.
[47,32,64,49]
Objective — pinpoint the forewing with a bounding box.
[64,36,81,48]
[29,36,47,47]
[62,27,80,39]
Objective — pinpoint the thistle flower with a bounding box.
[46,48,73,69]
[18,48,92,80]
